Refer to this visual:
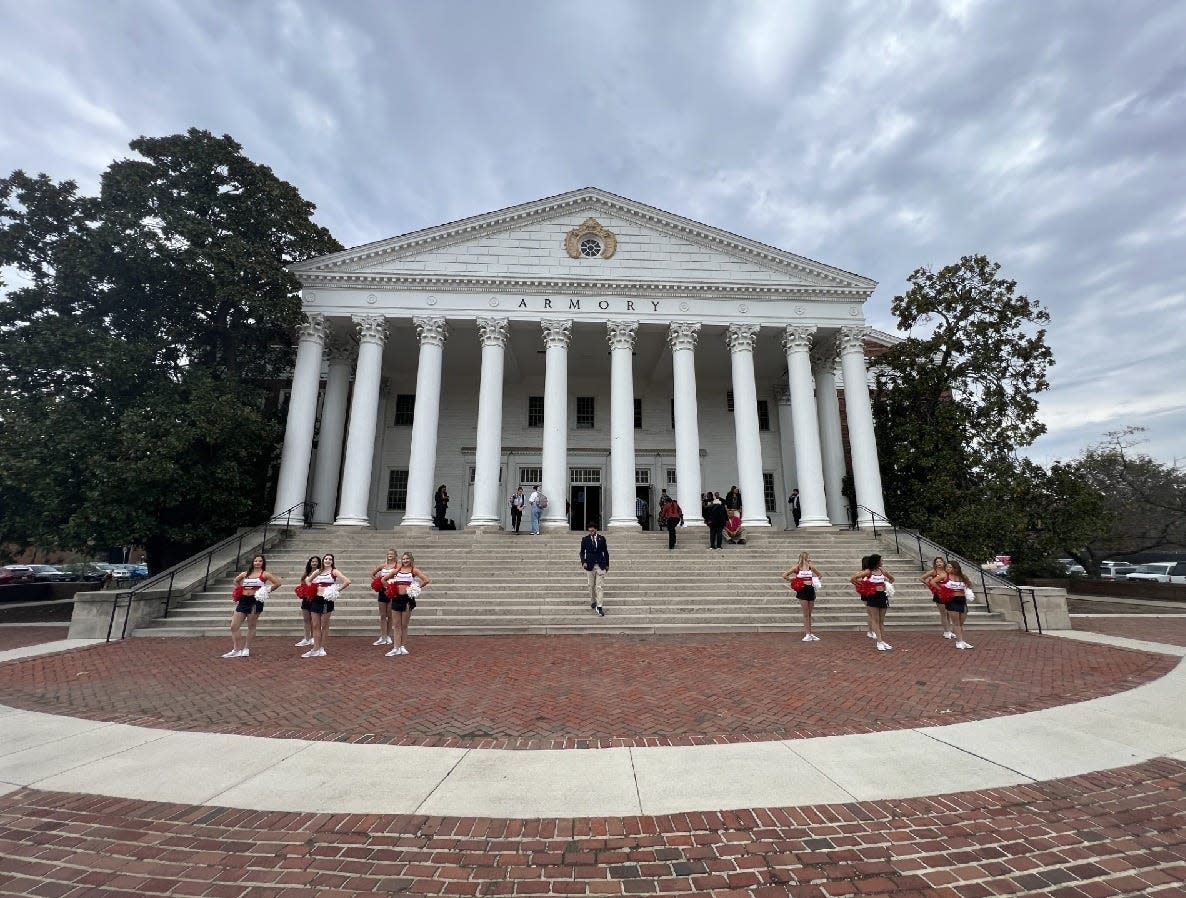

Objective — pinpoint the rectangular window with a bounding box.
[576,396,595,429]
[666,469,678,486]
[570,467,601,483]
[519,466,542,487]
[757,400,771,431]
[763,472,777,513]
[394,394,416,427]
[727,390,734,413]
[634,397,642,429]
[527,396,544,428]
[635,469,650,485]
[386,470,409,511]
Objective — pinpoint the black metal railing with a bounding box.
[105,503,307,641]
[856,505,1044,631]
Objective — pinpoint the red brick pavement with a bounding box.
[0,632,1173,749]
[0,626,68,652]
[1072,616,1186,647]
[0,758,1184,897]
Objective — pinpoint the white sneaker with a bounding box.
[384,636,394,644]
[384,646,400,657]
[956,640,974,649]
[398,645,409,655]
[295,638,313,647]
[301,648,318,658]
[373,637,387,646]
[882,641,892,650]
[867,631,877,639]
[312,647,327,657]
[876,641,889,651]
[808,634,821,642]
[802,634,814,642]
[943,631,955,639]
[238,648,249,658]
[221,649,239,658]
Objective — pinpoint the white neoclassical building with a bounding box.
[273,188,887,533]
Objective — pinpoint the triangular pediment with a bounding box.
[292,188,875,294]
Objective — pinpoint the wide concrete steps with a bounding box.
[134,527,1016,636]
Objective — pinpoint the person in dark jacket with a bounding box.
[706,498,728,550]
[579,523,609,616]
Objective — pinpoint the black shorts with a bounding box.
[377,594,391,604]
[867,591,889,609]
[932,594,945,604]
[300,598,312,612]
[795,586,816,602]
[310,598,335,615]
[391,595,417,613]
[235,598,264,615]
[946,597,968,614]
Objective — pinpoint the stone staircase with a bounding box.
[133,526,1017,637]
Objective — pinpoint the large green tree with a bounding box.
[872,255,1056,562]
[0,129,342,568]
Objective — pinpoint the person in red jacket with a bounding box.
[660,495,683,550]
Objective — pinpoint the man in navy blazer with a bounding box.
[579,523,609,617]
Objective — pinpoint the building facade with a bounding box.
[274,188,887,532]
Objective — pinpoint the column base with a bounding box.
[333,516,371,527]
[399,514,435,528]
[541,519,570,530]
[740,516,772,529]
[607,517,642,530]
[797,516,833,528]
[465,520,501,532]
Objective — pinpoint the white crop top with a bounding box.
[242,576,264,589]
[312,572,336,586]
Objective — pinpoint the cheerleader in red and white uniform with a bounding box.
[381,552,430,657]
[225,555,281,658]
[850,553,894,651]
[303,553,350,658]
[369,549,399,647]
[294,556,321,648]
[783,551,823,642]
[921,556,954,639]
[936,560,974,649]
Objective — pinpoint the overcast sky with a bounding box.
[2,0,1183,464]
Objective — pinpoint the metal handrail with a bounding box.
[856,504,1047,629]
[105,502,307,641]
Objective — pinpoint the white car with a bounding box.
[1126,562,1186,584]
[1099,561,1138,581]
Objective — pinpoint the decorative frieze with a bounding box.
[781,325,815,355]
[725,323,760,354]
[413,316,448,347]
[352,314,387,346]
[606,320,638,351]
[838,325,871,356]
[540,319,573,349]
[476,317,509,348]
[297,313,328,343]
[667,321,701,353]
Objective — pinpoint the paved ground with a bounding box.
[0,626,68,652]
[1072,616,1186,648]
[0,632,1173,748]
[1,759,1184,897]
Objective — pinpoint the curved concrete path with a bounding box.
[1,634,1185,818]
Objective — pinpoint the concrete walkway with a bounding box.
[1,631,1185,818]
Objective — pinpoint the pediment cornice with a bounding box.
[291,188,877,293]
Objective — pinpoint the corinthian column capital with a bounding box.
[606,320,638,351]
[413,316,448,347]
[352,314,387,346]
[667,321,701,352]
[838,325,871,356]
[297,313,328,343]
[476,317,509,348]
[725,323,760,353]
[781,325,815,354]
[541,319,573,349]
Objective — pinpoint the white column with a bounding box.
[813,344,849,526]
[334,315,387,526]
[309,335,353,524]
[606,321,640,530]
[468,317,508,528]
[782,326,830,528]
[540,320,572,529]
[774,385,797,530]
[839,326,887,527]
[273,314,327,519]
[668,322,704,527]
[725,324,770,529]
[400,317,448,528]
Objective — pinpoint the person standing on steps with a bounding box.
[433,484,450,529]
[382,552,430,656]
[851,553,894,651]
[788,488,802,528]
[509,486,525,533]
[225,555,281,658]
[783,551,822,642]
[706,495,728,550]
[579,522,609,616]
[528,484,544,535]
[305,553,349,658]
[370,548,399,646]
[936,560,975,650]
[661,493,684,550]
[921,556,953,640]
[294,556,321,648]
[725,486,742,516]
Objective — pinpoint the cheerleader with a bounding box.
[294,555,321,648]
[920,556,954,639]
[225,555,281,658]
[937,560,974,649]
[851,553,894,651]
[304,552,350,658]
[381,552,430,657]
[782,551,823,642]
[370,549,399,646]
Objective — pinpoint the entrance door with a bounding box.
[570,485,602,531]
[636,485,653,530]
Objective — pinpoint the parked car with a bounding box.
[1126,562,1180,583]
[27,564,70,582]
[110,564,148,582]
[1058,558,1088,576]
[0,565,35,585]
[58,563,112,584]
[1099,561,1139,581]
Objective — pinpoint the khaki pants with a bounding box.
[585,567,606,608]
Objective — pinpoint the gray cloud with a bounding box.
[2,0,1183,463]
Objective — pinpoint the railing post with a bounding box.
[892,525,899,553]
[162,571,177,619]
[235,534,243,571]
[1016,587,1029,632]
[106,593,121,642]
[1030,588,1043,634]
[202,553,213,592]
[916,535,925,571]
